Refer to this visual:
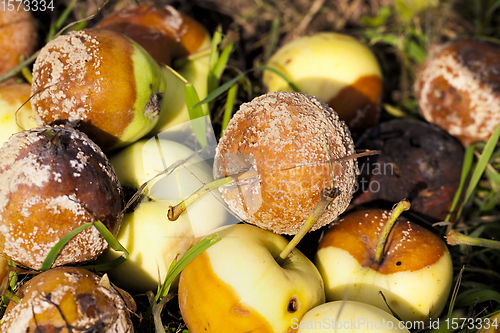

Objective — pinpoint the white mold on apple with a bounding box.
[101,135,230,292]
[0,266,134,332]
[178,223,325,333]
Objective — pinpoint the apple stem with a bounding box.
[167,168,258,221]
[446,229,500,249]
[374,199,411,263]
[277,188,338,263]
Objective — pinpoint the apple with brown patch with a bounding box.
[315,207,453,322]
[178,223,325,333]
[0,266,133,332]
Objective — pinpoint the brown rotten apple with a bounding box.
[97,4,212,137]
[0,125,123,270]
[0,266,134,332]
[30,28,166,151]
[0,4,37,82]
[212,91,358,235]
[415,38,500,146]
[315,205,453,322]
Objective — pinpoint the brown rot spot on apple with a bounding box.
[318,209,446,274]
[287,297,299,313]
[353,119,464,222]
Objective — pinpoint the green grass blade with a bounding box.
[185,83,210,148]
[46,0,78,43]
[39,222,94,271]
[446,145,475,223]
[193,65,300,110]
[456,123,500,221]
[214,42,234,80]
[455,289,500,307]
[156,234,221,301]
[264,17,280,63]
[221,84,239,136]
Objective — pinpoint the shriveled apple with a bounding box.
[178,223,325,333]
[263,32,383,134]
[0,266,133,332]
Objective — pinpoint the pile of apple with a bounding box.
[0,2,482,333]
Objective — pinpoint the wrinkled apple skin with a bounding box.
[0,125,123,270]
[0,267,133,333]
[101,138,230,292]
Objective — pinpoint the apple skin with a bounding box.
[31,28,167,152]
[101,137,230,292]
[314,209,453,322]
[291,300,410,332]
[96,4,212,139]
[0,83,37,145]
[178,223,325,333]
[0,266,133,332]
[263,32,383,134]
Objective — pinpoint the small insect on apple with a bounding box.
[315,200,453,322]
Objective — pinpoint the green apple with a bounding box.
[0,83,37,146]
[178,223,325,333]
[101,137,230,292]
[315,208,453,322]
[263,32,383,134]
[291,300,411,332]
[31,28,167,152]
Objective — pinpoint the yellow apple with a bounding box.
[0,83,37,145]
[101,137,231,292]
[291,300,411,332]
[263,32,383,134]
[178,223,325,333]
[315,209,453,322]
